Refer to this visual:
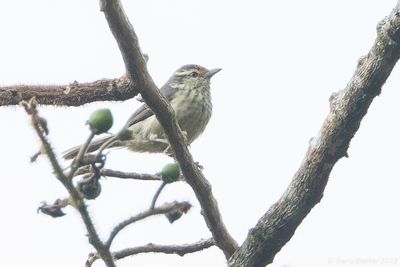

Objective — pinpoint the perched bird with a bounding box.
[63,64,221,159]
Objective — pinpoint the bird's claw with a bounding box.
[195,161,204,170]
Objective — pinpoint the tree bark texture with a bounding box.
[228,2,400,266]
[99,0,238,259]
[0,76,135,106]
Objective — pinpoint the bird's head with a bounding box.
[171,64,222,89]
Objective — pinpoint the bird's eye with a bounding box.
[190,71,199,77]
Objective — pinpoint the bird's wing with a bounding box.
[123,104,153,128]
[124,83,177,128]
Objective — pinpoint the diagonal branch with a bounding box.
[0,76,135,106]
[228,2,400,266]
[100,0,238,259]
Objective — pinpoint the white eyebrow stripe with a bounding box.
[175,69,200,76]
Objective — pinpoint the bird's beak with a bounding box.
[207,68,222,78]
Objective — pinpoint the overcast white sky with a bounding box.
[1,1,400,267]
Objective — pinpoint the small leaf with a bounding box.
[37,201,66,218]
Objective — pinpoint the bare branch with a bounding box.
[100,0,238,258]
[229,2,400,266]
[21,98,65,180]
[150,181,167,209]
[114,238,216,259]
[105,201,191,249]
[22,98,116,267]
[101,169,162,180]
[69,132,96,178]
[75,166,162,180]
[87,238,216,267]
[1,76,135,106]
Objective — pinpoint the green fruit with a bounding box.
[88,108,113,134]
[161,163,181,183]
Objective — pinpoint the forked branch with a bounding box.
[86,238,215,267]
[100,0,238,258]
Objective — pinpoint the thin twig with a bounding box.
[150,181,167,209]
[105,201,191,249]
[69,132,95,178]
[101,169,162,180]
[75,166,162,180]
[22,98,116,267]
[21,98,66,183]
[75,132,95,166]
[97,136,119,157]
[87,238,216,267]
[115,238,216,258]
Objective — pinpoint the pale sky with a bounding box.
[1,1,399,267]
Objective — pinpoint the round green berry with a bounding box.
[88,108,113,134]
[161,163,181,183]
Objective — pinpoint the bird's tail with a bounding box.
[63,135,117,159]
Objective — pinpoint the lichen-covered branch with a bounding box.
[228,2,400,266]
[100,0,238,258]
[0,76,135,106]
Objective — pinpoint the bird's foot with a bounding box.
[195,161,204,170]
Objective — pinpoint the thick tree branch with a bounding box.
[100,0,238,258]
[229,2,400,267]
[87,238,216,267]
[0,76,135,106]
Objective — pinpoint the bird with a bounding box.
[63,64,221,159]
